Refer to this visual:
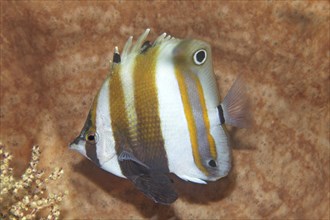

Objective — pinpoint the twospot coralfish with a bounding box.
[69,29,249,204]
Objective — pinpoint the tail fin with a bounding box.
[219,75,251,128]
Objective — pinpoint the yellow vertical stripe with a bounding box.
[174,68,208,175]
[109,66,129,151]
[192,74,217,159]
[133,47,168,170]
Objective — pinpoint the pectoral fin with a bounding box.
[219,75,251,128]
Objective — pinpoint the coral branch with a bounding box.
[0,144,67,219]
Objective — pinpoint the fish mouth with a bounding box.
[69,135,82,149]
[69,142,76,150]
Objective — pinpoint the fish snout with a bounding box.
[69,135,83,150]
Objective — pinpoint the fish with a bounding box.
[69,29,249,205]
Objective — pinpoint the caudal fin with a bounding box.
[219,75,251,128]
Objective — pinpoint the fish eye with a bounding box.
[208,160,217,167]
[85,132,98,143]
[193,49,207,65]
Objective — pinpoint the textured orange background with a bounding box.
[1,1,329,219]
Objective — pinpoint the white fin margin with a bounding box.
[121,36,133,60]
[178,175,207,184]
[154,32,167,45]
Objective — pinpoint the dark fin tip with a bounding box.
[140,41,152,54]
[113,53,121,63]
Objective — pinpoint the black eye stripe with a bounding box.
[85,138,100,166]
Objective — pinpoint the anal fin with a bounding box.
[132,172,178,205]
[119,152,178,205]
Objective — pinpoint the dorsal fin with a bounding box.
[121,36,133,60]
[120,29,176,61]
[153,32,167,46]
[109,29,176,74]
[131,28,151,53]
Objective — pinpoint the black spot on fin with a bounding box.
[140,41,152,54]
